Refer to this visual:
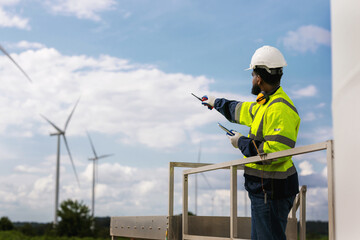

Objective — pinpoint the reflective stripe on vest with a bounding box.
[244,164,297,179]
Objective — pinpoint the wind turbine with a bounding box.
[195,144,215,216]
[87,131,113,221]
[0,44,33,83]
[41,98,81,226]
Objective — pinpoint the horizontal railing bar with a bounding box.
[183,141,329,175]
[170,162,212,168]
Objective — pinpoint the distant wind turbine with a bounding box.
[87,131,113,220]
[195,144,215,216]
[0,44,33,83]
[41,98,81,226]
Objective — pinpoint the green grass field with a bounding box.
[0,231,129,240]
[307,234,328,240]
[1,230,329,240]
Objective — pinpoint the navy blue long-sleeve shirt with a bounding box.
[214,98,260,157]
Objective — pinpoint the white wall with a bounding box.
[331,0,360,238]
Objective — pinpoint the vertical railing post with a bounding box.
[183,173,189,239]
[327,140,335,240]
[289,195,297,219]
[299,186,307,240]
[169,163,174,217]
[230,166,238,239]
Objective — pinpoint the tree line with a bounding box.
[0,199,111,238]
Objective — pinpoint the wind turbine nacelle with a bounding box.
[50,132,63,136]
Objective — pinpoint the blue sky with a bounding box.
[0,0,331,222]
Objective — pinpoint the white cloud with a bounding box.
[8,41,46,50]
[3,159,228,219]
[0,160,329,221]
[122,11,131,19]
[46,0,116,21]
[291,85,317,98]
[28,175,54,199]
[0,0,19,7]
[0,46,252,150]
[322,166,327,178]
[301,111,323,122]
[299,160,314,176]
[0,6,30,29]
[82,162,136,184]
[315,102,326,108]
[302,112,316,122]
[0,162,163,221]
[299,126,333,143]
[14,165,48,174]
[306,187,328,220]
[137,124,187,149]
[293,151,327,164]
[281,25,331,53]
[0,144,17,160]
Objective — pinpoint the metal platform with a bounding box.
[110,140,334,240]
[110,215,298,240]
[110,183,305,240]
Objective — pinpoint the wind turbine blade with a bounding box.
[97,154,114,159]
[64,97,80,131]
[0,44,32,83]
[86,131,98,158]
[62,135,80,187]
[40,114,63,133]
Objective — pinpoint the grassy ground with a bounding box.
[0,231,129,240]
[307,234,328,240]
[1,230,329,240]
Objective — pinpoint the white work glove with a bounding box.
[227,130,243,148]
[201,95,216,110]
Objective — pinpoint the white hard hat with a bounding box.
[247,45,287,71]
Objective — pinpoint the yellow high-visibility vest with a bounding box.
[235,87,300,179]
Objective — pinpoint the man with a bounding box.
[202,45,300,240]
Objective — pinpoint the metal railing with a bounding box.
[182,140,335,240]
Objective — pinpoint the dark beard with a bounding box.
[251,83,261,95]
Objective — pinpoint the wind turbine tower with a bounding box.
[87,132,113,220]
[41,98,81,226]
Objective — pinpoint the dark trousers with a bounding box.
[248,193,295,240]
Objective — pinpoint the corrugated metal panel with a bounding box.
[110,216,169,239]
[110,216,297,240]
